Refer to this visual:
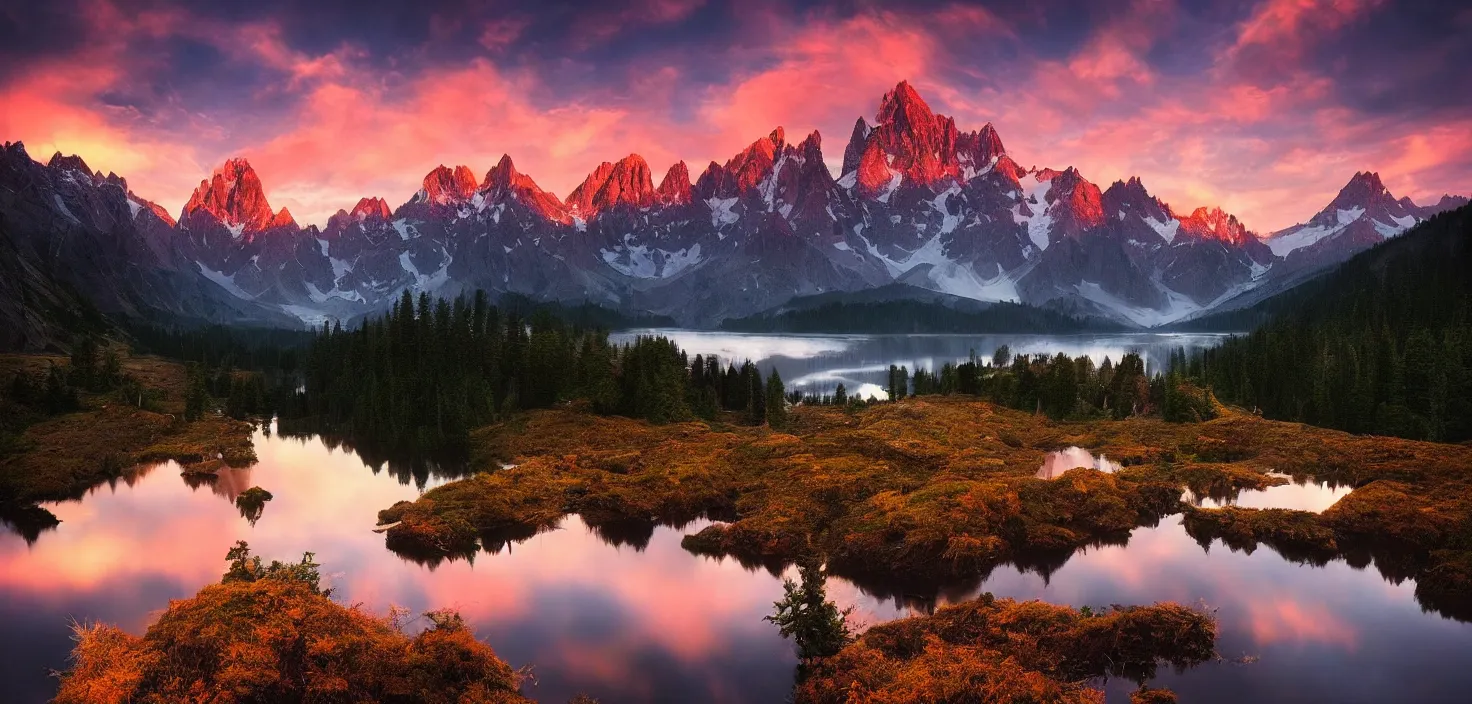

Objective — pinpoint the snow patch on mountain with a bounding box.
[930,185,961,234]
[877,172,903,204]
[330,256,353,280]
[197,262,252,299]
[1337,206,1365,225]
[392,219,414,240]
[398,250,452,290]
[708,197,739,226]
[52,195,81,224]
[874,233,1020,302]
[305,282,365,305]
[1145,215,1179,244]
[281,304,332,327]
[601,242,703,279]
[398,252,418,277]
[1012,174,1055,251]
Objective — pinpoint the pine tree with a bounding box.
[765,369,787,429]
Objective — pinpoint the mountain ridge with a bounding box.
[2,81,1466,343]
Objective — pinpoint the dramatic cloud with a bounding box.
[2,0,1467,231]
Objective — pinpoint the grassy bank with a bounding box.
[376,396,1472,619]
[0,353,256,532]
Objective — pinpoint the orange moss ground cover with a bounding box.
[54,562,533,703]
[795,595,1215,704]
[380,396,1472,619]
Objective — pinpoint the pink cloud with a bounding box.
[479,17,531,52]
[567,0,707,49]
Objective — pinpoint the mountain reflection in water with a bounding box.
[0,419,1470,702]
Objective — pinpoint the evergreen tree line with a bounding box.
[794,345,1215,423]
[127,323,309,375]
[902,347,1173,421]
[1,335,165,459]
[1176,206,1472,442]
[280,291,793,452]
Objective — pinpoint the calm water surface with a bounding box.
[3,332,1471,703]
[611,330,1233,399]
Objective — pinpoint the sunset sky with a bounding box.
[2,0,1468,232]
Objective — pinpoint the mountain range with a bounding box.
[2,81,1466,348]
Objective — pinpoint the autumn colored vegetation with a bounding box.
[54,543,534,704]
[375,394,1472,620]
[796,593,1215,703]
[0,345,258,541]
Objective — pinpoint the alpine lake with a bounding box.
[5,331,1471,703]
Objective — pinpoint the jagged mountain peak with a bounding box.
[796,129,822,155]
[47,152,93,177]
[1102,176,1172,222]
[1179,206,1253,244]
[270,207,297,229]
[478,154,567,221]
[1322,170,1408,219]
[1348,170,1386,190]
[656,160,692,204]
[977,123,1004,153]
[1265,170,1430,258]
[877,80,935,127]
[350,197,392,221]
[844,80,1008,195]
[418,164,479,205]
[696,128,788,200]
[1036,167,1105,241]
[567,153,654,216]
[482,155,520,189]
[182,156,276,234]
[841,117,871,177]
[1427,194,1470,213]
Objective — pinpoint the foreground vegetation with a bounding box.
[798,594,1215,703]
[761,559,1214,703]
[372,394,1472,620]
[55,543,535,704]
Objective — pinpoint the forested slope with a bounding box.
[1183,205,1472,441]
